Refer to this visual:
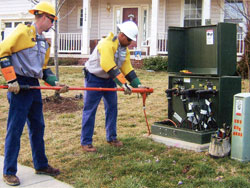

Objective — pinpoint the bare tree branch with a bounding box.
[27,0,39,5]
[59,5,76,21]
[56,0,77,22]
[57,0,67,13]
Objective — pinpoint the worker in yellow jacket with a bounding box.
[81,21,148,152]
[0,2,68,186]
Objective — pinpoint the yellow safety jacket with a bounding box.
[0,24,50,76]
[85,32,134,79]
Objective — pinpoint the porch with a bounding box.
[55,32,245,59]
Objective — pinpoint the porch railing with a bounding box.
[58,33,82,53]
[57,32,245,56]
[157,32,168,55]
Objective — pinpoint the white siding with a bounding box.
[157,0,166,33]
[90,0,99,39]
[98,0,115,38]
[211,0,222,24]
[0,0,32,16]
[166,0,182,28]
[59,0,69,33]
[67,0,82,33]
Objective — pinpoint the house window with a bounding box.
[24,21,32,25]
[115,9,121,34]
[14,22,22,27]
[142,9,148,42]
[224,0,244,24]
[184,0,202,27]
[79,8,83,27]
[5,22,12,28]
[224,0,244,32]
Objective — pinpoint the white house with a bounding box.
[0,0,248,58]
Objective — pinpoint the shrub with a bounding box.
[237,25,250,78]
[48,58,80,66]
[143,56,168,71]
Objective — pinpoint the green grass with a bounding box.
[0,67,250,188]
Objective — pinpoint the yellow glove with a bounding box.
[8,81,20,94]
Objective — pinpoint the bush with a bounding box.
[236,60,248,78]
[48,58,81,66]
[143,56,168,71]
[237,25,250,78]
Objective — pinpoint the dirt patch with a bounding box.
[42,95,82,113]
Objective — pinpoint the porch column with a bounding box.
[150,0,159,56]
[202,0,211,25]
[82,0,91,55]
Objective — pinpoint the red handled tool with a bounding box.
[0,85,153,135]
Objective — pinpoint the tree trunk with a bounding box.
[54,0,60,98]
[54,0,59,81]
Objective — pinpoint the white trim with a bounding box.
[82,0,91,54]
[140,5,149,42]
[113,5,121,35]
[150,0,159,56]
[180,0,184,27]
[202,0,211,25]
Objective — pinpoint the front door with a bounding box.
[122,8,138,49]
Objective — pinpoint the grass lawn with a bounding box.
[0,67,250,188]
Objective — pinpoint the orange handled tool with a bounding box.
[0,85,153,135]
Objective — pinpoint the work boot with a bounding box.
[35,164,60,176]
[107,139,123,147]
[82,144,97,152]
[3,174,20,186]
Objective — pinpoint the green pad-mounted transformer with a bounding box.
[151,23,241,144]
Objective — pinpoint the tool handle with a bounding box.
[0,85,154,94]
[0,85,31,90]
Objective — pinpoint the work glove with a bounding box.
[138,84,149,89]
[122,83,132,95]
[55,82,69,93]
[8,81,20,94]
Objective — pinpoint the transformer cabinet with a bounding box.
[151,23,241,145]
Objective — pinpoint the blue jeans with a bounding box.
[81,71,118,145]
[3,75,48,175]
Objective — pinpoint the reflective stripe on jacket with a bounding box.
[0,23,51,78]
[85,32,134,79]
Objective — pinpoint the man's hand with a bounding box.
[8,81,20,94]
[122,83,132,95]
[138,84,149,89]
[55,82,69,93]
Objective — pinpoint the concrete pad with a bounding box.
[149,134,210,152]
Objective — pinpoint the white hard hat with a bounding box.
[117,21,138,41]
